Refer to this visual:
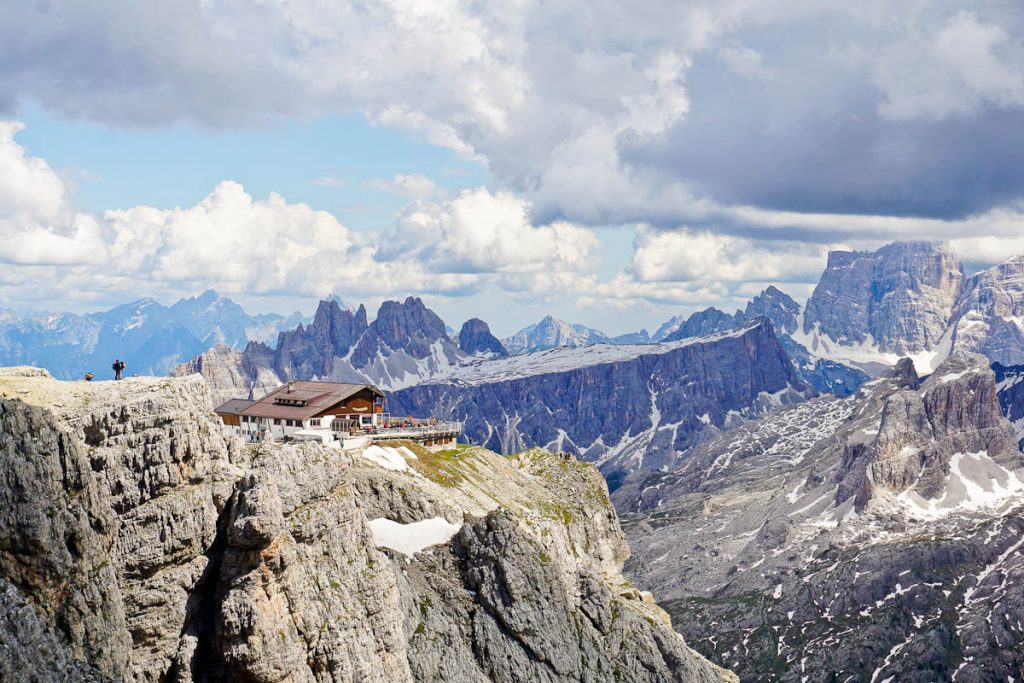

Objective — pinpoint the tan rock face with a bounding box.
[0,368,734,683]
[951,255,1024,365]
[803,241,963,354]
[835,353,1022,510]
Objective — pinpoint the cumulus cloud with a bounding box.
[369,173,441,199]
[874,11,1024,121]
[6,1,1024,322]
[105,181,356,291]
[578,274,734,311]
[0,121,108,265]
[0,121,598,306]
[5,0,1024,231]
[383,188,598,275]
[630,227,836,283]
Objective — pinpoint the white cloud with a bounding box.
[578,273,733,310]
[369,173,440,199]
[630,226,837,283]
[384,187,599,275]
[0,121,108,265]
[0,121,65,220]
[719,45,774,81]
[0,121,599,306]
[6,1,1024,234]
[106,181,355,292]
[874,11,1024,121]
[102,182,597,299]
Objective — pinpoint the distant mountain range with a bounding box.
[8,240,1024,478]
[0,291,305,379]
[392,319,810,476]
[617,352,1024,681]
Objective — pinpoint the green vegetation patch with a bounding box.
[393,439,478,487]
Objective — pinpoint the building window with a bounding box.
[309,418,321,427]
[274,418,281,426]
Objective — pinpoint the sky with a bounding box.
[2,1,1024,338]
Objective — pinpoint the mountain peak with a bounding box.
[458,318,508,357]
[503,315,609,355]
[803,240,963,356]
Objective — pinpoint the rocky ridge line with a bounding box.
[0,367,734,682]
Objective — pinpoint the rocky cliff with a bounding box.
[390,319,809,479]
[0,367,732,683]
[652,287,867,397]
[995,362,1024,447]
[457,318,507,358]
[173,297,469,403]
[615,354,1024,681]
[951,255,1024,366]
[801,241,963,357]
[662,286,798,344]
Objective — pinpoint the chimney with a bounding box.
[287,380,295,393]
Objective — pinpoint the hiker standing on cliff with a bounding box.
[112,359,125,381]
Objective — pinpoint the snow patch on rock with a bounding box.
[367,517,462,558]
[895,451,1024,519]
[359,445,412,471]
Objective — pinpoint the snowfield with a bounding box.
[358,445,417,471]
[367,517,463,558]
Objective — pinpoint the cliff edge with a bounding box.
[0,367,733,682]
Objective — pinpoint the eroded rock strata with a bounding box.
[617,354,1024,681]
[0,367,733,683]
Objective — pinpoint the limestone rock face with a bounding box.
[951,255,1024,365]
[662,286,799,344]
[170,342,280,406]
[0,368,733,683]
[741,285,800,336]
[173,296,467,398]
[803,241,963,355]
[835,353,1020,510]
[350,296,450,367]
[994,362,1024,446]
[616,354,1024,682]
[391,319,809,477]
[457,318,508,357]
[661,307,738,342]
[274,299,369,381]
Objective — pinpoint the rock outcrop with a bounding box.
[662,286,799,344]
[0,367,733,682]
[656,287,867,397]
[173,297,469,399]
[456,318,507,358]
[391,319,809,478]
[616,354,1024,681]
[835,354,1019,510]
[800,241,963,356]
[995,362,1024,447]
[274,298,369,380]
[951,255,1024,365]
